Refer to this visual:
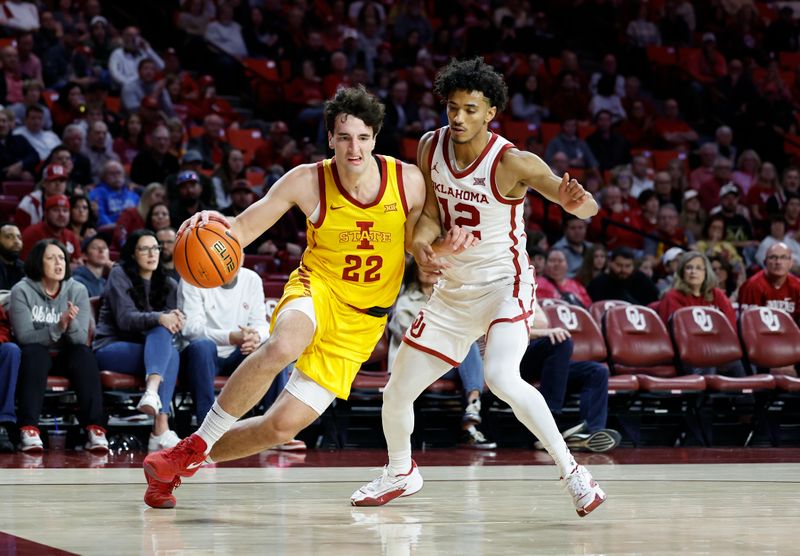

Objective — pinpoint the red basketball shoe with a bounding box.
[143,433,208,483]
[144,474,181,509]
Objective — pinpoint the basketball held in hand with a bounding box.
[174,220,242,288]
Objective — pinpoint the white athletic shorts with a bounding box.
[402,278,535,367]
[284,367,337,416]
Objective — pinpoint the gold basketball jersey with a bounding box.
[302,155,408,311]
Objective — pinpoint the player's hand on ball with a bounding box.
[177,210,230,238]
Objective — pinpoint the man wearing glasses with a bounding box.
[739,243,800,323]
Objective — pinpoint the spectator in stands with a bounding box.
[689,143,719,192]
[186,113,229,171]
[575,244,607,288]
[108,26,164,88]
[510,75,548,125]
[544,118,598,170]
[0,109,39,182]
[636,189,659,236]
[41,24,93,90]
[165,150,215,207]
[644,203,693,259]
[626,1,661,47]
[656,246,684,295]
[522,299,620,452]
[113,182,166,249]
[548,71,589,122]
[67,193,96,242]
[89,160,139,227]
[618,99,656,149]
[59,127,92,187]
[552,216,592,278]
[784,194,800,236]
[379,79,421,159]
[93,229,183,452]
[389,260,494,449]
[178,267,291,430]
[145,202,171,233]
[585,110,630,173]
[536,249,592,308]
[764,6,798,54]
[657,252,744,377]
[16,32,42,83]
[588,247,659,305]
[0,46,24,106]
[710,255,741,301]
[204,2,247,60]
[87,15,113,70]
[9,239,108,452]
[653,171,681,208]
[12,105,60,161]
[16,163,68,230]
[0,302,19,451]
[50,82,86,134]
[72,235,109,297]
[81,121,119,184]
[170,169,210,225]
[746,161,781,234]
[211,149,246,209]
[155,227,178,282]
[679,189,706,241]
[653,98,698,151]
[112,113,145,165]
[713,126,736,162]
[590,185,644,252]
[21,194,82,263]
[739,243,800,323]
[756,216,800,269]
[121,58,174,117]
[131,125,180,186]
[710,183,754,248]
[9,79,52,130]
[659,0,692,46]
[629,155,654,197]
[220,180,254,217]
[0,222,24,290]
[768,166,800,216]
[588,74,626,124]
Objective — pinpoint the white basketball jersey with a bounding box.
[428,126,534,286]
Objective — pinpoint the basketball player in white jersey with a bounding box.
[351,58,607,517]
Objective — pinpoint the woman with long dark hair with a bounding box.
[9,239,107,452]
[93,229,184,451]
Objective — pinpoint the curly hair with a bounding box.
[433,57,508,111]
[120,229,173,311]
[323,85,385,136]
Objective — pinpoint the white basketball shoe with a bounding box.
[350,460,424,506]
[561,464,607,517]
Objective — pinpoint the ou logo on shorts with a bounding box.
[624,306,646,331]
[691,308,714,332]
[758,307,781,332]
[555,305,578,330]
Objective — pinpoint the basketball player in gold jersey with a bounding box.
[141,86,476,508]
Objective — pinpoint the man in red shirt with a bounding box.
[738,242,800,322]
[20,195,81,262]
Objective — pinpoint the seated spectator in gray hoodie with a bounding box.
[9,239,108,453]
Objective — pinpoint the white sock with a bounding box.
[195,401,237,453]
[388,451,412,477]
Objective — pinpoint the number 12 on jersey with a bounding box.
[437,199,482,240]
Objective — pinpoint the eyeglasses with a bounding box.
[136,245,161,254]
[766,255,792,262]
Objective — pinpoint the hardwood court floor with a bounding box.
[0,449,798,555]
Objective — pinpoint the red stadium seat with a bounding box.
[262,278,287,298]
[739,307,800,369]
[227,128,266,165]
[2,181,35,198]
[589,300,630,327]
[543,304,606,362]
[603,304,705,445]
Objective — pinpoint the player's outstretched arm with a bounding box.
[501,149,599,220]
[177,164,315,249]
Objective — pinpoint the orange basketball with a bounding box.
[174,220,243,288]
